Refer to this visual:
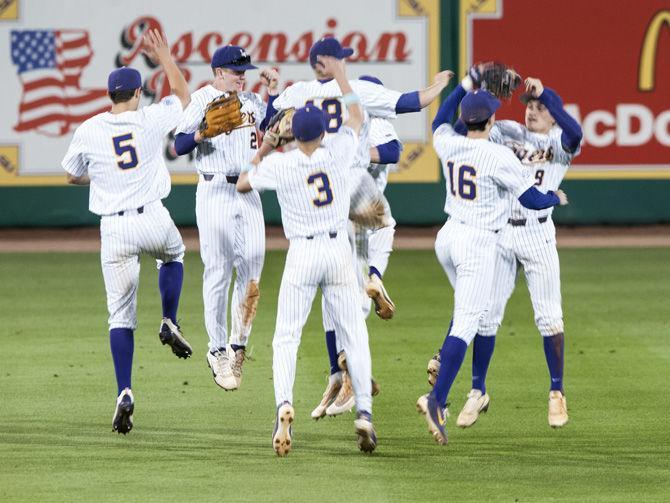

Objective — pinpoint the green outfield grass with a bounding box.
[1,248,669,502]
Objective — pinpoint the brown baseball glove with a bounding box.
[262,108,295,148]
[198,92,243,139]
[470,62,521,99]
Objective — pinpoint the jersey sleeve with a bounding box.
[175,92,205,134]
[432,123,459,159]
[144,95,184,136]
[368,117,399,147]
[273,83,300,111]
[353,80,402,119]
[492,148,534,197]
[326,126,358,168]
[550,127,580,164]
[61,128,88,176]
[490,120,525,145]
[248,155,279,192]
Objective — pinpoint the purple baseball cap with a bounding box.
[292,106,327,142]
[359,75,383,86]
[309,37,354,68]
[211,45,257,70]
[107,67,141,92]
[460,90,501,124]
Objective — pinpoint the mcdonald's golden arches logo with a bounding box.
[639,10,670,92]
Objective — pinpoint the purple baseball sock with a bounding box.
[110,328,134,395]
[543,333,565,392]
[159,261,183,324]
[472,334,496,394]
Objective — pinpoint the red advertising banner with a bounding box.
[466,0,670,178]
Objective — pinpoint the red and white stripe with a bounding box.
[15,30,108,136]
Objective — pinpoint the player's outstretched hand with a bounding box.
[142,29,171,65]
[316,55,346,78]
[555,189,569,206]
[525,77,544,98]
[434,70,455,89]
[260,67,280,96]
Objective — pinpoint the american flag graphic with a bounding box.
[10,30,110,136]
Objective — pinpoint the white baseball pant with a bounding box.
[196,174,265,351]
[100,200,185,330]
[273,232,373,413]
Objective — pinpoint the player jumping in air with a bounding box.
[417,86,568,445]
[61,30,192,434]
[174,46,280,391]
[427,71,582,428]
[237,55,376,456]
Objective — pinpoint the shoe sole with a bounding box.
[424,412,448,445]
[112,399,134,435]
[326,395,355,416]
[206,357,238,391]
[354,420,377,453]
[274,406,294,457]
[457,398,490,428]
[159,326,193,359]
[365,284,395,320]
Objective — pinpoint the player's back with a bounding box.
[263,127,357,239]
[274,79,400,169]
[67,96,182,215]
[433,124,532,231]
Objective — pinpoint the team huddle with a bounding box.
[61,30,582,456]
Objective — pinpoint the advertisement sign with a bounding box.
[0,0,441,185]
[461,0,670,179]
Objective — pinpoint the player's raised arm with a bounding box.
[317,55,362,135]
[524,77,583,153]
[143,29,190,110]
[417,70,455,108]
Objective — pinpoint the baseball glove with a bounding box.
[262,108,295,148]
[349,172,391,229]
[198,92,243,139]
[469,62,521,99]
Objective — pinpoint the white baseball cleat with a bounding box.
[273,402,294,457]
[311,373,342,420]
[354,412,377,453]
[416,393,449,418]
[548,390,569,428]
[456,389,490,428]
[365,274,396,320]
[325,370,355,416]
[206,348,238,391]
[229,347,246,388]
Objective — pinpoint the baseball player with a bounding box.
[236,55,376,456]
[174,46,279,391]
[416,88,568,445]
[61,30,192,434]
[314,85,403,418]
[263,37,452,418]
[427,75,582,429]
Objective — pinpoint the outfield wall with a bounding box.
[0,0,668,227]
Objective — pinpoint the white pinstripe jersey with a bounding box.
[61,96,182,216]
[248,127,358,239]
[490,120,580,220]
[273,79,401,170]
[368,116,401,175]
[175,86,266,175]
[433,123,534,231]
